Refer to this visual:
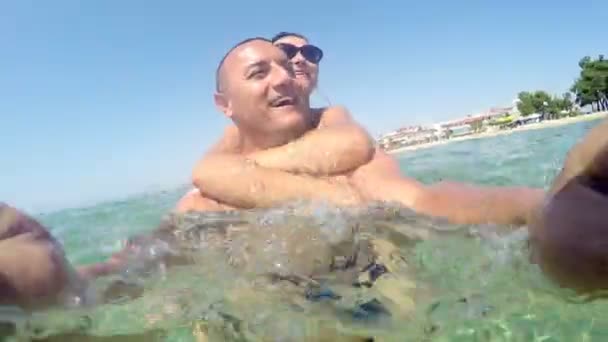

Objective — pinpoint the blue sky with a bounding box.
[1,0,606,213]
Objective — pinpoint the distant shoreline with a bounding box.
[386,112,607,155]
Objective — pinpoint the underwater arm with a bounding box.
[78,193,233,280]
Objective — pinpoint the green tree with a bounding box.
[571,55,608,112]
[546,96,562,119]
[517,90,552,117]
[516,91,535,116]
[549,93,575,118]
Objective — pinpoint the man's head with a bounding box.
[214,38,309,148]
[271,32,322,96]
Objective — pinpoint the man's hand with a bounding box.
[0,204,84,309]
[529,117,608,292]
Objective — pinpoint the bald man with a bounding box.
[174,37,608,293]
[179,37,543,226]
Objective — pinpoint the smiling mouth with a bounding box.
[269,96,297,108]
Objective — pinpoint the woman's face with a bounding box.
[273,35,321,97]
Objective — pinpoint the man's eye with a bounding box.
[249,69,266,79]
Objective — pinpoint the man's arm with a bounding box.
[350,149,544,225]
[80,174,360,280]
[190,106,373,208]
[410,180,544,225]
[192,154,363,209]
[198,106,374,178]
[249,106,376,175]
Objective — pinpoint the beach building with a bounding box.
[378,125,443,150]
[448,124,473,137]
[377,104,520,151]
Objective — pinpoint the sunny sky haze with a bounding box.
[2,0,606,213]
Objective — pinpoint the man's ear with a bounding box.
[214,92,232,118]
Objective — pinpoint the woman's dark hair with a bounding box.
[270,32,308,43]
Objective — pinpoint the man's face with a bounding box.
[217,40,308,142]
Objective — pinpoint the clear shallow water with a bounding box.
[4,119,607,341]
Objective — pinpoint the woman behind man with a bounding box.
[175,31,381,213]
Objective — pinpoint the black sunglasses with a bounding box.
[276,43,324,64]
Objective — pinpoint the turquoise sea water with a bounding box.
[6,118,607,341]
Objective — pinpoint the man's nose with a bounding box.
[270,63,294,88]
